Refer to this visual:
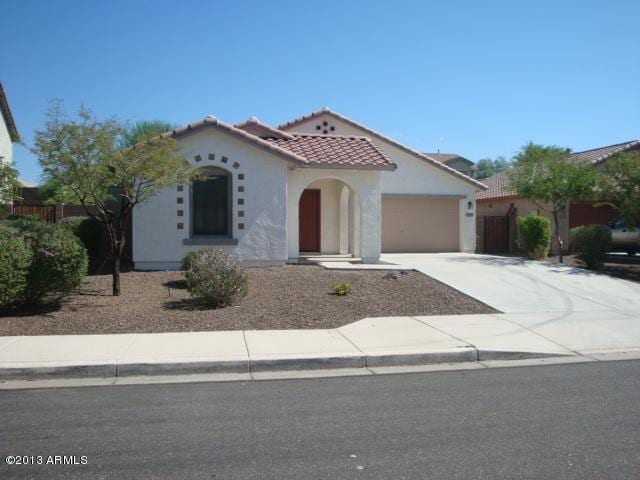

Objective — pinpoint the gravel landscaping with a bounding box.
[0,265,496,336]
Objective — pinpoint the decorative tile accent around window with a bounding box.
[177,210,184,217]
[233,162,240,170]
[177,185,184,192]
[177,197,183,204]
[177,223,184,230]
[238,173,245,181]
[238,185,245,193]
[238,210,244,217]
[221,156,228,163]
[194,154,202,162]
[208,153,215,160]
[238,223,245,230]
[238,198,244,205]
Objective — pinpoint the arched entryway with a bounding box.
[297,178,361,257]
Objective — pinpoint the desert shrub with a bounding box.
[570,224,612,270]
[4,213,43,222]
[183,249,248,307]
[60,216,103,261]
[517,215,552,259]
[333,281,352,296]
[181,250,199,271]
[0,226,33,309]
[3,219,88,303]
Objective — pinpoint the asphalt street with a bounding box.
[1,360,639,479]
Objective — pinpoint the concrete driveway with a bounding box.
[382,253,640,314]
[380,253,640,355]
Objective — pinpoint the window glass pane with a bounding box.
[193,175,229,235]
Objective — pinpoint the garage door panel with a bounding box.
[382,197,459,252]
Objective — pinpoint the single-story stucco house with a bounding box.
[476,140,639,254]
[133,108,487,270]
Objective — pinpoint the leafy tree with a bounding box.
[475,156,511,178]
[32,104,192,296]
[508,143,600,263]
[600,150,640,227]
[0,157,20,206]
[120,120,178,148]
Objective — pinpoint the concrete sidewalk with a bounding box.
[2,311,640,380]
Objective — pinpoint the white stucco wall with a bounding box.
[0,114,12,165]
[285,113,480,252]
[287,168,381,262]
[133,128,289,269]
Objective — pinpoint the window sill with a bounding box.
[183,237,239,246]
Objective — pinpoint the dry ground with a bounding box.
[0,265,495,336]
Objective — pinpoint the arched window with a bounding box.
[192,167,232,236]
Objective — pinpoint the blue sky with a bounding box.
[2,0,639,184]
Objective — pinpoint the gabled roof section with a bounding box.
[570,140,639,165]
[235,116,294,140]
[0,82,20,142]
[265,133,396,171]
[165,116,395,170]
[278,107,487,190]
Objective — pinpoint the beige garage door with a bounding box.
[382,197,459,252]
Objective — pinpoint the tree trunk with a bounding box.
[553,210,564,263]
[112,251,121,296]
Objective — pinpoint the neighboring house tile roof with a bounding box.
[278,107,487,190]
[424,153,474,166]
[0,82,19,142]
[166,116,395,170]
[477,140,640,201]
[570,140,640,165]
[264,133,396,170]
[476,170,516,200]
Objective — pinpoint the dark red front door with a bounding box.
[299,189,321,252]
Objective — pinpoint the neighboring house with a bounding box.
[133,108,486,269]
[476,140,639,254]
[0,81,20,168]
[424,152,476,177]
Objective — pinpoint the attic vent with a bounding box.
[315,123,336,135]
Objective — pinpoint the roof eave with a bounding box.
[0,83,20,143]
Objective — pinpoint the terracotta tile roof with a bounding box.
[264,133,396,170]
[570,140,639,165]
[235,117,294,140]
[0,82,19,142]
[165,116,395,170]
[476,170,516,201]
[278,107,487,190]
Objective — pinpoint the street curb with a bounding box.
[249,355,365,372]
[365,348,477,367]
[0,349,580,380]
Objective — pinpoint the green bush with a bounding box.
[570,224,612,270]
[517,215,552,259]
[333,281,352,296]
[183,249,248,308]
[60,216,104,261]
[2,218,88,303]
[181,250,198,271]
[0,226,33,309]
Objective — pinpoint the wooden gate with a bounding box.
[484,216,509,253]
